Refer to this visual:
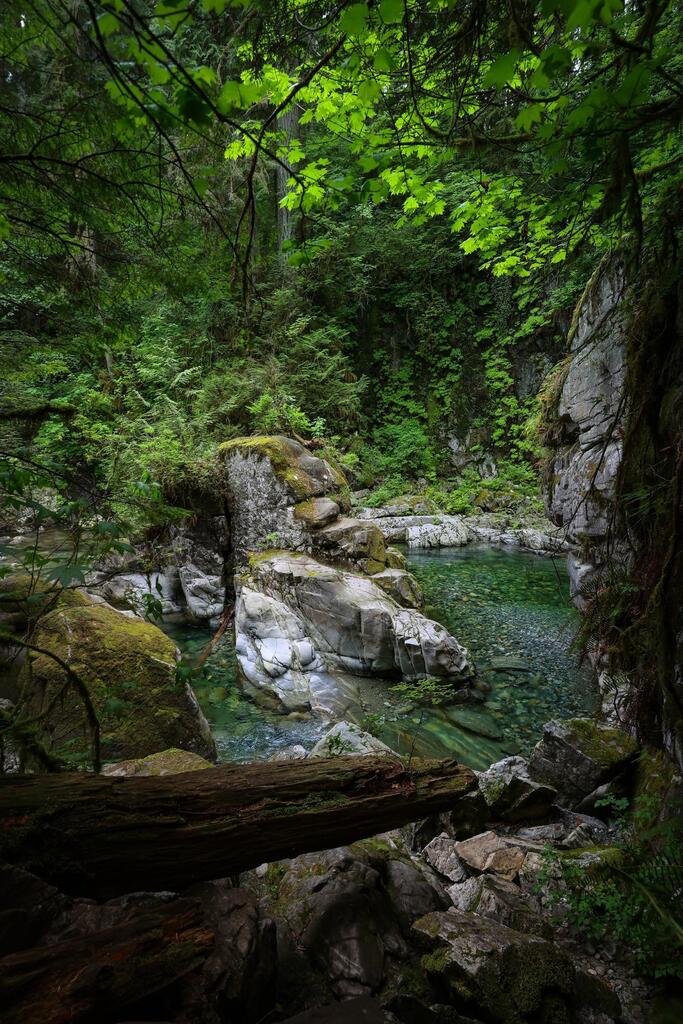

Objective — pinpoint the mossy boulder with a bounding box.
[311,516,387,574]
[219,435,351,564]
[102,747,213,776]
[219,435,347,503]
[528,718,638,806]
[412,909,620,1024]
[293,497,340,528]
[21,597,216,764]
[0,573,90,629]
[385,546,408,571]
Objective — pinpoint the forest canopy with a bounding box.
[1,0,681,519]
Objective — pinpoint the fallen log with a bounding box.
[0,898,213,1024]
[0,755,476,898]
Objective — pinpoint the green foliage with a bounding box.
[391,677,455,708]
[539,795,683,981]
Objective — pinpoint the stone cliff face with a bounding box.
[543,249,683,765]
[544,256,628,608]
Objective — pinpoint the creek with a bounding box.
[167,545,597,772]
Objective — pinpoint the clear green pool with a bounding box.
[167,545,597,770]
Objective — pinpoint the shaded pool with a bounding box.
[167,545,597,770]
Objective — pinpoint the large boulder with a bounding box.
[219,436,349,564]
[477,756,557,822]
[310,516,387,575]
[528,718,638,806]
[170,516,229,623]
[179,882,277,1024]
[235,552,473,713]
[406,517,469,549]
[412,909,620,1024]
[21,594,216,762]
[243,843,446,1012]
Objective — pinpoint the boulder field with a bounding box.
[29,714,663,1024]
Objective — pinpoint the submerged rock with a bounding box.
[21,594,216,762]
[235,552,473,714]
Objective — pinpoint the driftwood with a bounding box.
[0,754,476,898]
[0,898,213,1024]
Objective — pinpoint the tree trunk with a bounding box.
[276,102,301,256]
[0,755,476,898]
[0,899,213,1024]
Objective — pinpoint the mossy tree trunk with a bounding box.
[0,755,476,898]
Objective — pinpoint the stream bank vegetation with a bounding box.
[1,0,682,1019]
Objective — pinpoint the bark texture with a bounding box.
[0,899,213,1024]
[0,754,476,898]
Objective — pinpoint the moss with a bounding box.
[104,747,213,776]
[367,527,386,565]
[564,718,638,766]
[631,746,678,833]
[385,546,408,570]
[293,498,320,523]
[420,947,450,973]
[247,548,292,567]
[219,435,321,500]
[384,963,431,1002]
[22,599,214,762]
[0,573,90,617]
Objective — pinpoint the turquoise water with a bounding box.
[168,546,597,770]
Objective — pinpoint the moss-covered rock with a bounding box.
[21,597,216,764]
[311,516,387,575]
[0,573,90,626]
[219,435,347,502]
[102,747,213,776]
[528,718,638,806]
[220,435,352,565]
[412,908,620,1023]
[385,545,408,571]
[293,496,340,528]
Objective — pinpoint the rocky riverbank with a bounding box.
[6,715,676,1024]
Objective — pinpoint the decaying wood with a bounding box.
[0,755,476,898]
[0,898,213,1024]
